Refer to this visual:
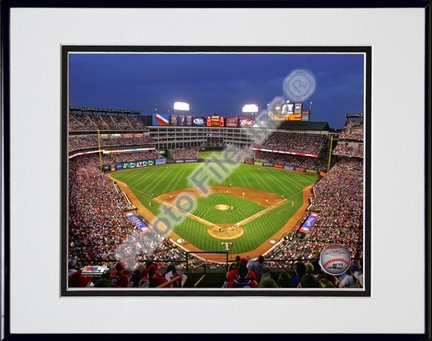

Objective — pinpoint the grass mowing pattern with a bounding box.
[199,151,226,160]
[235,192,304,253]
[192,193,265,224]
[111,163,318,253]
[172,192,304,253]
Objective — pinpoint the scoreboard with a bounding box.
[269,102,310,121]
[206,116,225,127]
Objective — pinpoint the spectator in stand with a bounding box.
[354,270,363,288]
[224,258,258,287]
[68,259,93,288]
[305,262,315,276]
[311,251,322,276]
[319,278,336,288]
[291,262,306,288]
[68,258,78,277]
[299,274,322,288]
[109,261,130,287]
[129,267,144,288]
[93,275,111,288]
[228,255,241,271]
[277,271,292,288]
[338,266,356,288]
[258,270,278,288]
[164,264,186,288]
[227,263,258,288]
[147,263,167,288]
[249,255,268,282]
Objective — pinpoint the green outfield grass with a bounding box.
[110,163,318,253]
[199,151,225,159]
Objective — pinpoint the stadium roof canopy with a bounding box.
[274,121,330,132]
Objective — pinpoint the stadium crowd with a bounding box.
[69,113,147,131]
[69,151,161,168]
[68,157,136,267]
[69,134,154,152]
[253,151,329,170]
[338,119,364,140]
[252,132,327,155]
[67,109,364,289]
[333,142,363,158]
[263,157,363,268]
[68,153,364,289]
[220,256,363,288]
[169,148,200,160]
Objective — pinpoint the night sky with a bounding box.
[69,53,365,129]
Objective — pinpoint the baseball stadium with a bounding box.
[67,104,365,290]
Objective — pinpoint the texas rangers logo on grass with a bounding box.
[319,244,351,276]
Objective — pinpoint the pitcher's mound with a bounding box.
[215,204,230,211]
[208,224,244,240]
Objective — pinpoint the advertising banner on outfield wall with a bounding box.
[295,168,305,172]
[123,162,137,169]
[245,160,253,165]
[254,161,263,166]
[138,161,149,167]
[306,169,318,174]
[263,162,274,167]
[155,158,167,165]
[284,165,294,170]
[274,164,284,169]
[176,159,184,163]
[184,159,197,163]
[115,163,124,170]
[102,165,110,172]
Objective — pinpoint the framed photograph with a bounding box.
[1,0,430,337]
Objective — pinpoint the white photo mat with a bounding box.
[9,7,425,333]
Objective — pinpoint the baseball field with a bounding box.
[110,158,319,260]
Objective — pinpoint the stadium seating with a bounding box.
[68,111,364,289]
[69,113,147,131]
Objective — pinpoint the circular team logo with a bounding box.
[319,244,351,275]
[283,69,316,102]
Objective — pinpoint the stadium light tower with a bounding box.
[173,101,190,112]
[242,104,259,115]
